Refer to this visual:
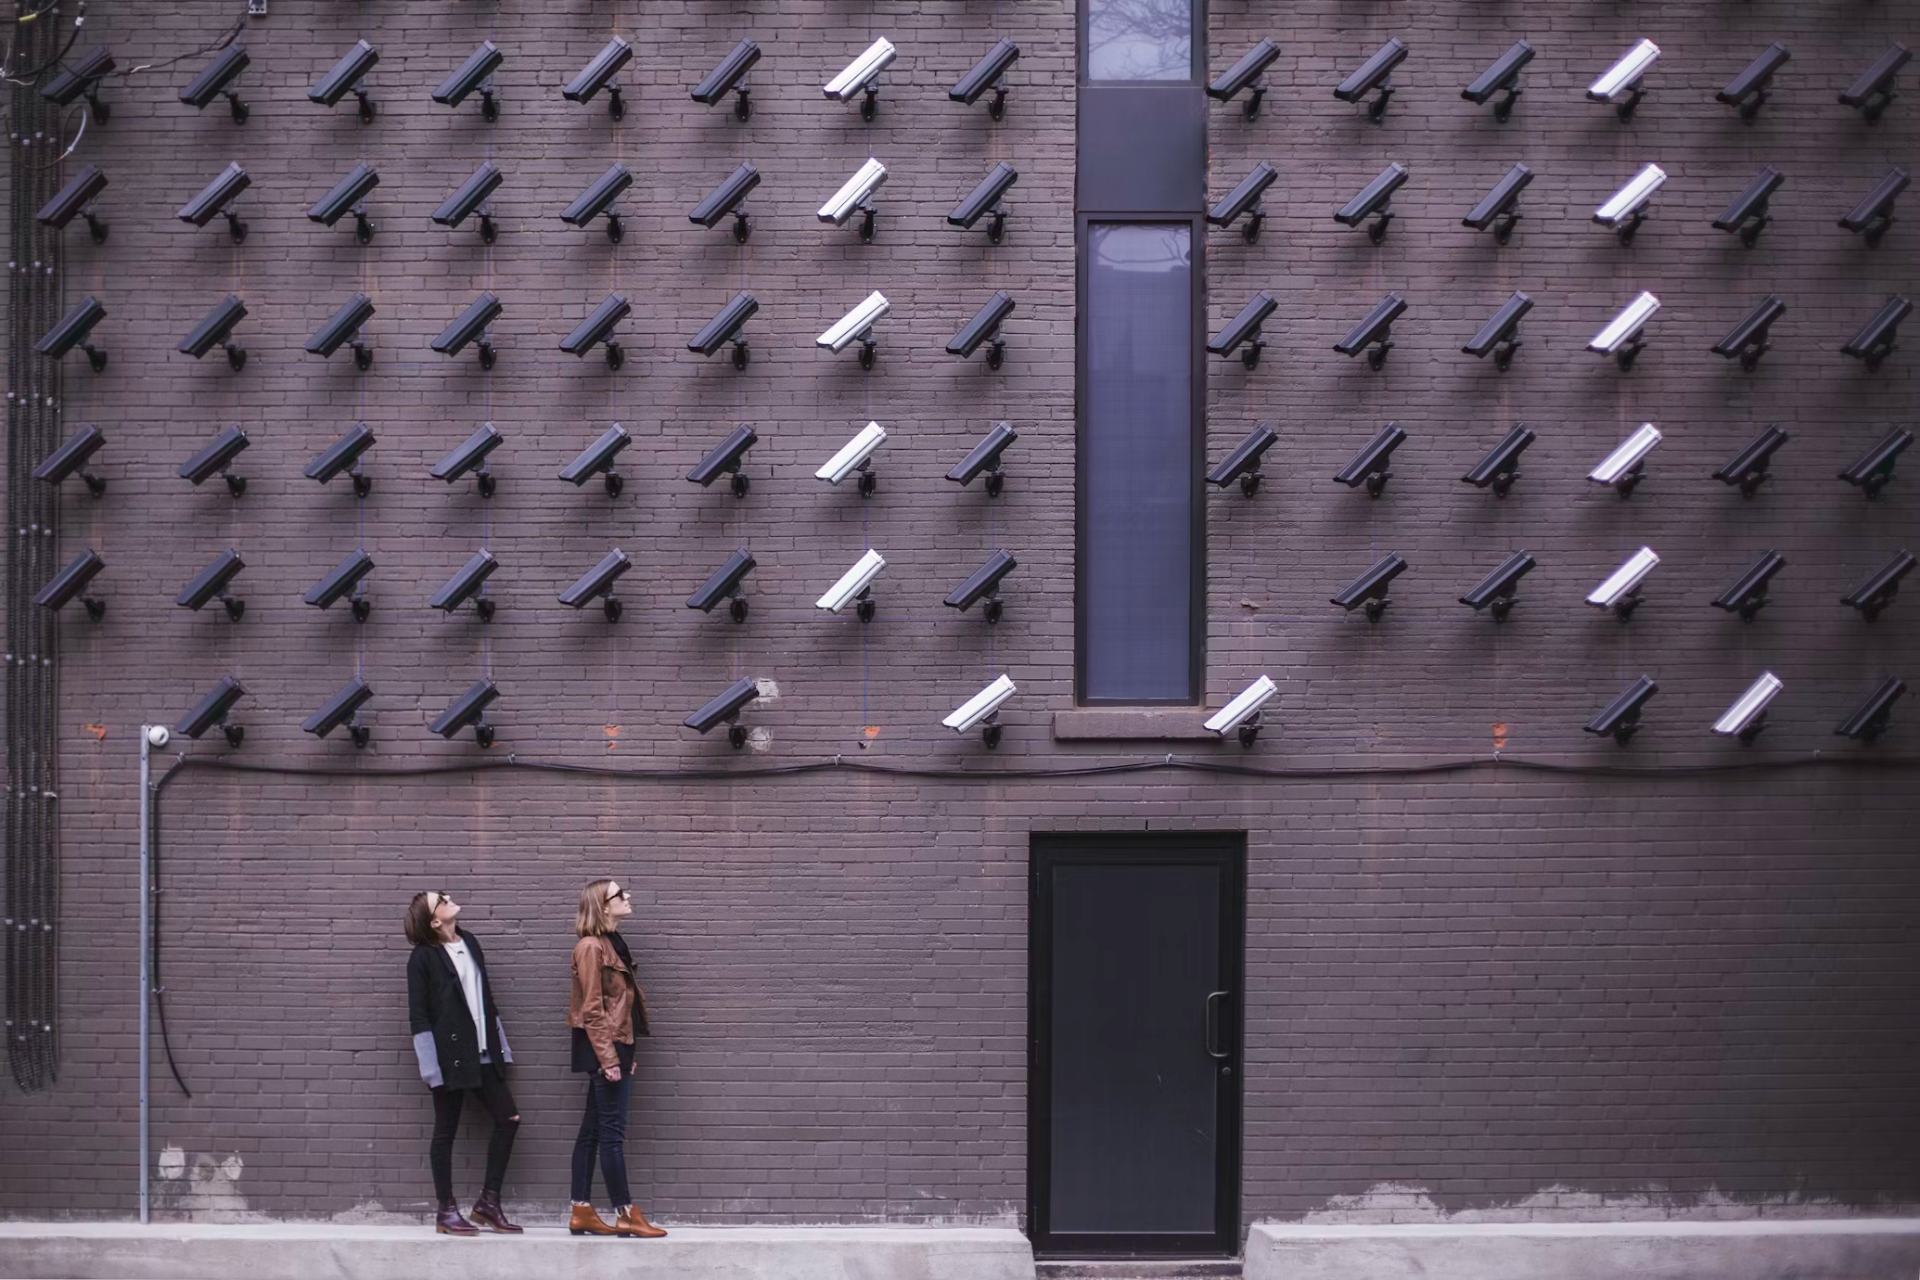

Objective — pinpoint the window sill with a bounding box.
[1051,707,1216,742]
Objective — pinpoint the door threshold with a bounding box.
[1037,1259,1242,1278]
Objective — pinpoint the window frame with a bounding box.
[1078,0,1207,85]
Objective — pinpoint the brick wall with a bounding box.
[2,0,1916,1233]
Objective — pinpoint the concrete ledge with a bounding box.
[1248,1218,1920,1280]
[1051,708,1216,741]
[0,1223,1035,1280]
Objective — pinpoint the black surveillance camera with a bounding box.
[176,676,247,747]
[1462,292,1533,369]
[690,163,760,242]
[1334,293,1406,369]
[952,38,1019,118]
[41,47,115,122]
[1462,425,1537,498]
[1334,423,1408,497]
[1712,295,1786,370]
[1715,426,1790,498]
[949,162,1018,243]
[177,549,246,620]
[948,422,1018,495]
[1459,551,1536,623]
[1208,163,1278,241]
[1463,163,1532,243]
[561,294,631,369]
[35,548,107,621]
[35,296,109,370]
[432,292,502,368]
[178,294,248,371]
[430,680,499,747]
[1711,550,1786,622]
[559,549,632,622]
[1207,423,1280,497]
[1208,291,1277,368]
[1207,38,1279,118]
[1839,43,1910,121]
[562,163,633,242]
[1335,163,1408,242]
[182,44,250,123]
[684,676,758,747]
[948,292,1015,368]
[308,163,379,243]
[37,163,110,242]
[1331,553,1408,622]
[687,550,756,623]
[435,162,504,243]
[1713,167,1785,247]
[306,549,376,621]
[565,37,634,118]
[1841,550,1915,622]
[434,41,503,120]
[1841,295,1911,370]
[945,550,1017,624]
[430,550,499,621]
[693,38,761,119]
[34,424,108,495]
[430,423,504,495]
[1463,40,1532,121]
[309,39,378,123]
[178,162,252,242]
[1835,676,1905,744]
[1838,427,1913,499]
[1334,37,1407,123]
[1585,675,1657,745]
[1717,42,1789,121]
[688,425,758,496]
[304,678,373,748]
[307,293,376,368]
[559,424,633,496]
[306,422,377,496]
[1838,168,1908,246]
[688,293,759,369]
[179,425,250,495]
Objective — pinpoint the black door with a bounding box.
[1029,832,1243,1258]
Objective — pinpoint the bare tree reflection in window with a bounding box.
[1088,0,1193,81]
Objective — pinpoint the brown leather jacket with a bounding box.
[568,934,650,1072]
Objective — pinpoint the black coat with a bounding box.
[407,928,511,1092]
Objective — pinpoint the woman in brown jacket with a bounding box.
[565,878,667,1239]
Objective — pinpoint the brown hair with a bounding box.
[576,879,618,938]
[403,892,436,946]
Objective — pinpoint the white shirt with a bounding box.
[441,939,488,1057]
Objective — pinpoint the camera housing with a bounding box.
[37,163,110,243]
[948,292,1015,368]
[179,425,251,496]
[1838,427,1913,499]
[435,162,504,243]
[688,549,757,623]
[560,424,632,497]
[308,163,380,243]
[1334,293,1406,369]
[1594,163,1667,243]
[949,162,1018,242]
[688,425,758,497]
[1715,425,1790,498]
[1334,423,1408,497]
[561,294,631,369]
[35,296,109,371]
[1208,291,1277,367]
[559,549,632,622]
[308,293,376,368]
[1331,553,1408,621]
[1714,167,1785,246]
[819,159,888,242]
[306,422,377,497]
[178,294,248,371]
[41,47,116,122]
[1208,423,1278,497]
[34,424,108,496]
[817,549,887,621]
[1588,38,1659,120]
[562,163,633,242]
[1586,675,1658,745]
[177,548,247,621]
[432,292,503,368]
[685,676,759,747]
[35,548,107,621]
[431,424,504,496]
[431,549,500,621]
[183,44,251,123]
[430,680,500,747]
[306,549,375,621]
[945,550,1018,623]
[1839,43,1910,121]
[1841,295,1911,370]
[689,292,759,369]
[1460,551,1536,623]
[176,677,248,747]
[1587,546,1659,621]
[1203,675,1276,747]
[1208,39,1280,119]
[952,39,1019,119]
[1842,550,1916,622]
[1713,295,1786,370]
[1335,162,1409,242]
[304,678,374,748]
[817,422,887,495]
[1462,425,1536,497]
[1589,423,1663,498]
[690,163,760,242]
[817,291,890,368]
[1839,168,1908,246]
[825,37,897,119]
[1712,550,1786,622]
[1334,37,1408,122]
[433,41,502,120]
[1836,676,1906,744]
[949,422,1018,495]
[693,39,761,119]
[564,36,633,118]
[1463,292,1533,369]
[1463,40,1533,121]
[945,675,1018,748]
[1589,291,1661,370]
[309,39,378,122]
[1712,673,1782,743]
[1209,163,1278,241]
[1718,42,1790,120]
[178,162,252,242]
[1464,163,1532,243]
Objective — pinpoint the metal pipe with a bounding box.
[138,727,153,1224]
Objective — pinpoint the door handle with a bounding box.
[1203,990,1229,1060]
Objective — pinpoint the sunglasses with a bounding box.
[425,891,455,912]
[604,886,631,904]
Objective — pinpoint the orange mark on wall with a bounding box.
[82,723,107,741]
[603,724,621,751]
[1491,722,1509,750]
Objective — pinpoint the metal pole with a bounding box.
[137,726,151,1224]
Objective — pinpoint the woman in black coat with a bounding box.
[405,890,522,1235]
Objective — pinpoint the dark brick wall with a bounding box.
[2,0,1916,1234]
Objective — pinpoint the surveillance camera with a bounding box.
[177,548,247,620]
[145,725,173,749]
[36,163,110,242]
[1839,168,1908,246]
[1594,163,1666,242]
[1718,42,1790,119]
[1463,162,1532,242]
[1334,162,1408,242]
[1841,295,1911,369]
[1586,546,1659,619]
[178,162,251,242]
[310,39,378,122]
[691,163,760,242]
[818,421,887,492]
[561,163,633,242]
[944,674,1017,747]
[1589,423,1663,497]
[1585,675,1658,745]
[1203,674,1277,746]
[307,293,376,368]
[824,37,896,118]
[688,292,759,369]
[179,425,251,495]
[1463,40,1533,120]
[1334,293,1406,369]
[684,676,759,746]
[1587,38,1659,119]
[41,47,116,121]
[430,423,504,493]
[1208,39,1280,118]
[688,425,758,496]
[948,291,1015,367]
[1334,423,1408,497]
[308,163,379,242]
[1462,292,1533,369]
[176,676,248,747]
[1208,291,1277,367]
[687,549,756,622]
[303,678,373,748]
[1459,551,1536,622]
[1331,553,1408,621]
[1712,295,1786,370]
[563,36,633,117]
[1716,425,1790,498]
[182,44,250,122]
[952,38,1019,118]
[1334,36,1408,122]
[430,549,500,620]
[305,422,377,495]
[945,550,1017,623]
[1207,423,1279,496]
[819,159,888,241]
[34,424,108,495]
[305,549,376,620]
[559,548,632,621]
[1713,167,1785,248]
[817,549,887,619]
[692,39,761,119]
[1838,427,1913,499]
[1842,550,1916,621]
[949,422,1018,494]
[1836,676,1906,743]
[817,291,890,366]
[435,162,504,243]
[1589,291,1660,369]
[178,294,248,371]
[1208,163,1278,241]
[560,424,632,496]
[1462,425,1536,497]
[433,41,502,120]
[34,548,107,621]
[35,296,109,371]
[561,294,631,368]
[430,679,500,747]
[949,162,1018,242]
[1839,42,1910,121]
[1711,550,1786,622]
[1712,672,1782,743]
[432,292,502,367]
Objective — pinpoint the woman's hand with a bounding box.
[602,1064,622,1082]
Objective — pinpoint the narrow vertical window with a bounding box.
[1086,0,1196,82]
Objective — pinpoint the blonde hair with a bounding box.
[576,878,619,938]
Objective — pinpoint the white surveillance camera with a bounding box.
[1589,423,1662,491]
[1594,163,1666,229]
[1589,291,1660,359]
[819,159,888,226]
[1204,675,1278,744]
[816,549,887,614]
[1712,671,1782,741]
[817,422,887,486]
[1588,38,1659,103]
[1587,546,1660,612]
[944,674,1016,733]
[817,291,891,354]
[145,724,172,748]
[825,37,896,102]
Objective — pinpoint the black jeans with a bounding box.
[569,1058,633,1208]
[429,1060,519,1205]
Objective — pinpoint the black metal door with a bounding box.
[1029,832,1243,1257]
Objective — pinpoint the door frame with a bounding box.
[1027,830,1246,1258]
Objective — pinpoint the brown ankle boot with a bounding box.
[435,1202,479,1236]
[568,1202,616,1237]
[613,1205,667,1238]
[469,1189,522,1234]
